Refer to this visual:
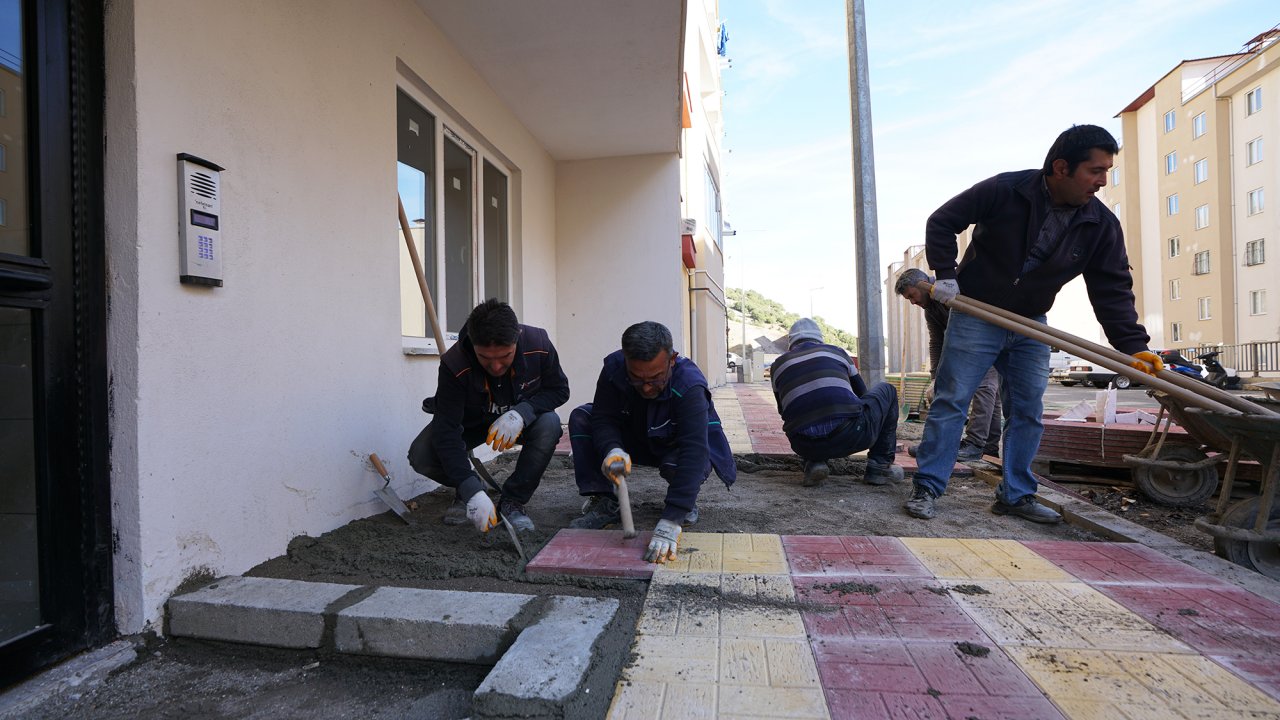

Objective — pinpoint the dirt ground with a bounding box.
[17,430,1143,720]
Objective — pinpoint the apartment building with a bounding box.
[1101,28,1280,350]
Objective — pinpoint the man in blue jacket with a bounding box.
[408,299,569,534]
[904,124,1163,524]
[568,321,736,564]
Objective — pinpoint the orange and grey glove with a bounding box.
[930,279,959,304]
[465,491,498,533]
[601,448,632,485]
[1129,351,1165,376]
[644,518,681,564]
[486,410,525,451]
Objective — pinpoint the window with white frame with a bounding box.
[1171,322,1183,342]
[1248,188,1265,216]
[396,87,512,344]
[1193,111,1207,138]
[1194,158,1208,184]
[1168,236,1181,258]
[1169,278,1181,300]
[1247,87,1262,115]
[1251,289,1268,315]
[1164,109,1176,132]
[1167,194,1179,216]
[1194,250,1210,275]
[1197,297,1211,320]
[1248,137,1263,165]
[1165,151,1177,175]
[1110,167,1120,186]
[1195,204,1209,229]
[1246,238,1265,266]
[704,163,723,250]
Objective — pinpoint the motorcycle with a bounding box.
[1197,350,1241,389]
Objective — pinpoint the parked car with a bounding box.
[726,352,743,371]
[1064,361,1144,389]
[1049,365,1073,385]
[762,360,773,380]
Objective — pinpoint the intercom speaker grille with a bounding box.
[190,171,218,200]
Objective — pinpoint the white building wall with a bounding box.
[555,155,683,413]
[1136,101,1167,348]
[105,0,557,632]
[1229,74,1280,343]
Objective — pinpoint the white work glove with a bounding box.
[601,448,632,485]
[644,519,682,564]
[930,278,959,304]
[925,380,936,403]
[465,491,498,533]
[486,410,525,451]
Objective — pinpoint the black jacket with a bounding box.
[926,169,1149,354]
[426,324,569,486]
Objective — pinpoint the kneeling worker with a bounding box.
[568,321,736,564]
[772,318,903,487]
[408,299,569,533]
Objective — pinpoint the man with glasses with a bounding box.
[567,321,736,564]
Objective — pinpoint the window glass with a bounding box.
[397,90,436,339]
[482,160,509,303]
[443,134,475,332]
[1194,159,1207,184]
[1193,112,1206,138]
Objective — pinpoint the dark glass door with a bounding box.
[0,0,109,686]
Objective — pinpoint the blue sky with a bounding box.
[721,0,1277,338]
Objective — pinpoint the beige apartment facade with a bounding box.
[1102,29,1280,352]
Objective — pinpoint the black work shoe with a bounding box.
[956,442,984,461]
[499,499,535,533]
[865,462,904,486]
[991,497,1062,524]
[802,461,829,487]
[684,505,700,526]
[906,443,920,458]
[442,497,468,526]
[903,484,937,520]
[570,495,621,529]
[983,446,1000,459]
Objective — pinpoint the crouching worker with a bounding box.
[771,318,903,487]
[408,299,569,534]
[568,321,736,564]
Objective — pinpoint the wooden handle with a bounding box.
[398,195,447,352]
[615,475,637,539]
[369,453,390,479]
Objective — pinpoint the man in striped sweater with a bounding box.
[770,318,903,487]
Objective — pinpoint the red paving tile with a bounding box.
[1098,583,1280,657]
[1023,540,1229,586]
[524,528,655,579]
[785,536,933,578]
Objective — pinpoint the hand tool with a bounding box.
[610,460,637,538]
[368,453,415,525]
[467,451,529,563]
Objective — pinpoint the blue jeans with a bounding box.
[914,312,1049,504]
[787,382,898,466]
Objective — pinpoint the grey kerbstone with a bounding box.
[0,640,136,719]
[334,586,534,662]
[473,596,619,719]
[167,576,360,648]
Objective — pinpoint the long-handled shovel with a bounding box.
[368,453,415,525]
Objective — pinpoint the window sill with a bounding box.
[402,333,457,356]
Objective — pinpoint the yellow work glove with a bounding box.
[1129,351,1165,376]
[486,410,525,451]
[465,491,498,533]
[601,448,631,486]
[644,518,681,564]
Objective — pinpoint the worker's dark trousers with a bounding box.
[566,403,710,505]
[407,411,563,505]
[785,382,899,467]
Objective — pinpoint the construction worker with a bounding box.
[770,318,903,487]
[904,124,1164,524]
[567,321,735,564]
[895,268,1002,460]
[408,298,569,534]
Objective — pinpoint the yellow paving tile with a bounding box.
[716,686,829,718]
[764,639,822,688]
[1007,647,1280,720]
[949,580,1191,652]
[901,537,1074,581]
[659,533,787,574]
[711,386,752,454]
[663,683,717,719]
[607,680,665,719]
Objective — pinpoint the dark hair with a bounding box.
[894,268,930,296]
[466,298,520,346]
[1042,124,1119,176]
[621,321,673,361]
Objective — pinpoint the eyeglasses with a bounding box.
[626,354,676,389]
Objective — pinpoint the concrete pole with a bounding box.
[846,0,884,383]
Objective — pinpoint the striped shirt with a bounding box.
[770,342,864,436]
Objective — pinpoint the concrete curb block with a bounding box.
[474,595,620,718]
[167,576,361,648]
[0,640,136,720]
[334,586,535,663]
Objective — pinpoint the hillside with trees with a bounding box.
[727,288,858,355]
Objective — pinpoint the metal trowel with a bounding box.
[369,453,415,525]
[468,452,529,563]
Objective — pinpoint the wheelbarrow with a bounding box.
[1120,392,1231,507]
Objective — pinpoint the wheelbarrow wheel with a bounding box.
[1132,443,1218,507]
[1215,497,1280,580]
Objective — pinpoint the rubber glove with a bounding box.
[465,491,498,533]
[1129,351,1165,376]
[486,410,525,451]
[930,279,959,304]
[601,448,632,486]
[644,518,681,564]
[925,380,936,403]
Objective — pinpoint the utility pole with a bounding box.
[846,0,884,383]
